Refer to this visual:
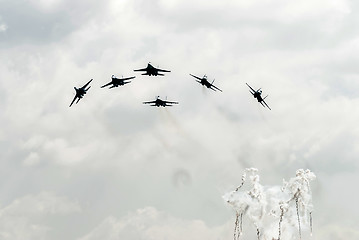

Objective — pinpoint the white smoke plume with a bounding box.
[223,168,316,240]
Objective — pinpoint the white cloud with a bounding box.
[23,151,41,166]
[0,24,7,32]
[0,192,81,240]
[28,0,63,12]
[0,0,358,239]
[316,224,359,240]
[0,15,7,33]
[78,207,232,240]
[0,192,81,216]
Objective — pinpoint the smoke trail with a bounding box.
[295,196,302,240]
[277,204,284,240]
[310,211,313,236]
[235,170,247,192]
[223,168,316,240]
[239,212,243,236]
[234,211,240,240]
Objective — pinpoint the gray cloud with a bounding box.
[0,0,358,239]
[0,192,81,240]
[0,0,110,47]
[77,207,233,240]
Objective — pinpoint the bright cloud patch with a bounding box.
[0,24,7,32]
[78,207,232,240]
[0,192,81,240]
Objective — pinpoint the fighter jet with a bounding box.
[101,75,135,89]
[143,96,178,107]
[189,74,222,92]
[134,63,171,76]
[246,83,271,110]
[69,79,93,107]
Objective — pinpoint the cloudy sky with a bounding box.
[0,0,359,239]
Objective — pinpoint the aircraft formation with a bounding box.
[69,62,271,110]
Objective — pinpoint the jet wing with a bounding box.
[211,85,222,92]
[101,82,112,88]
[246,83,256,93]
[261,100,271,110]
[120,76,136,81]
[69,95,78,107]
[189,74,203,81]
[164,100,178,104]
[156,67,170,72]
[143,100,156,104]
[82,79,93,89]
[134,67,148,72]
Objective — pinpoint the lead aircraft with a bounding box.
[134,63,171,76]
[143,96,178,107]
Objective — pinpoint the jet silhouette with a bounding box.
[69,79,93,107]
[101,75,135,89]
[143,96,178,107]
[246,83,271,110]
[189,74,222,92]
[134,63,171,76]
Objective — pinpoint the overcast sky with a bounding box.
[0,0,359,239]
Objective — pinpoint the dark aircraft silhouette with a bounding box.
[189,74,222,92]
[101,75,135,89]
[134,63,170,76]
[69,79,93,107]
[143,96,178,107]
[246,83,271,110]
